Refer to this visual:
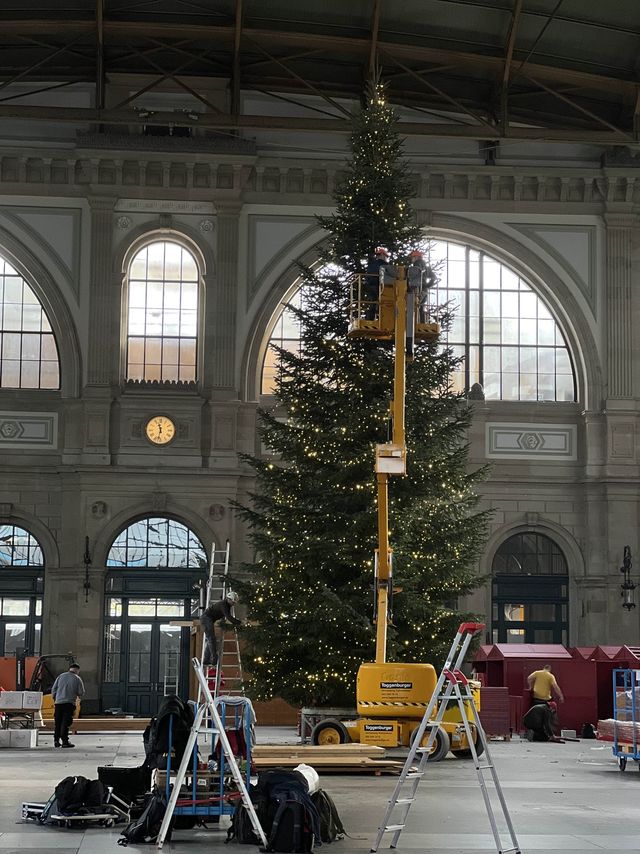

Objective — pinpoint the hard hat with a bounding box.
[374,246,389,257]
[410,250,423,258]
[225,591,239,604]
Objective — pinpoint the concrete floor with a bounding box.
[0,729,637,853]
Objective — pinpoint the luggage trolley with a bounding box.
[611,669,640,771]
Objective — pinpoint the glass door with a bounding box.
[102,596,191,715]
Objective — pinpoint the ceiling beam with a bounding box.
[369,0,381,77]
[500,0,522,134]
[231,0,243,115]
[0,102,631,143]
[0,20,636,99]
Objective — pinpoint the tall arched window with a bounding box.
[0,523,44,656]
[103,516,207,715]
[125,241,199,383]
[492,532,569,645]
[260,240,576,401]
[0,255,59,389]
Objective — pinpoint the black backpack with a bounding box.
[226,801,263,845]
[311,789,345,843]
[581,722,596,739]
[55,776,90,813]
[117,789,168,846]
[267,800,314,853]
[84,780,107,809]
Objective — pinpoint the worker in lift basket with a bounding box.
[364,247,389,318]
[200,592,242,666]
[406,249,436,322]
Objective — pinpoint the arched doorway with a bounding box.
[0,523,44,657]
[102,516,207,715]
[491,532,569,645]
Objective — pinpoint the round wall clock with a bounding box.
[145,415,176,446]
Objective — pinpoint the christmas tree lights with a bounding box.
[234,80,489,707]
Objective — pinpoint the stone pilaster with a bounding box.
[604,213,635,399]
[87,197,117,386]
[210,204,241,391]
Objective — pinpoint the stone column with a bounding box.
[599,213,640,642]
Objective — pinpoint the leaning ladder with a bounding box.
[156,657,266,850]
[371,622,521,854]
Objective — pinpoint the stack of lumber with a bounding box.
[252,743,404,775]
[41,717,149,732]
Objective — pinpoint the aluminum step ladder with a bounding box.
[371,622,521,854]
[156,657,266,850]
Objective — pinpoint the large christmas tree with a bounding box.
[235,82,488,707]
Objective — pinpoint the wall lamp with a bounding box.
[620,545,635,611]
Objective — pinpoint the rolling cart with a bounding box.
[155,694,254,824]
[611,668,640,771]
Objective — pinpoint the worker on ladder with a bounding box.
[200,591,242,667]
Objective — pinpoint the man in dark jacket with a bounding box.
[51,662,84,748]
[201,592,242,666]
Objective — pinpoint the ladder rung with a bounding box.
[406,770,423,778]
[382,824,405,832]
[395,797,414,805]
[477,764,494,770]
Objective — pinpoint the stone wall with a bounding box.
[0,132,639,710]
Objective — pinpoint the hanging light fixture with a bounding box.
[620,546,635,611]
[83,536,92,604]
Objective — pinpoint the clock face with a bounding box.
[145,415,176,446]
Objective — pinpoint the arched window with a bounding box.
[262,291,303,394]
[426,241,574,401]
[491,532,569,645]
[260,240,576,402]
[0,523,44,656]
[0,255,60,389]
[107,516,207,568]
[125,241,199,383]
[103,516,207,716]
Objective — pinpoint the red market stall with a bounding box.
[473,644,596,734]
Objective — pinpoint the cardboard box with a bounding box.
[0,691,23,709]
[0,730,12,748]
[9,729,38,749]
[21,691,43,710]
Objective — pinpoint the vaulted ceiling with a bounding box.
[2,1,640,144]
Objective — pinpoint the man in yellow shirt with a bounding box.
[527,664,564,706]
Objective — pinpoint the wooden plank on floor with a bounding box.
[253,744,385,757]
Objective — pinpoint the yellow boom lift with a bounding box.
[310,264,480,759]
